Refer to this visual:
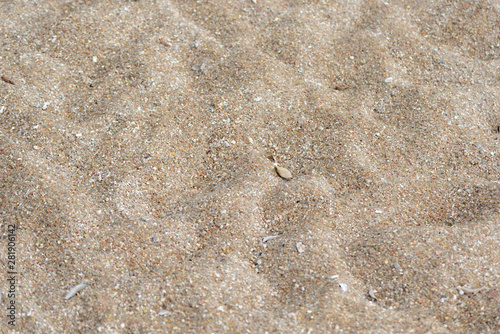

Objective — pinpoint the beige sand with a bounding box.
[1,0,499,333]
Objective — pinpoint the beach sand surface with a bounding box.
[0,0,499,332]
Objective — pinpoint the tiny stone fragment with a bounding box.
[64,280,88,300]
[368,287,377,300]
[1,75,15,85]
[486,289,498,300]
[275,165,292,180]
[338,282,348,292]
[296,242,305,253]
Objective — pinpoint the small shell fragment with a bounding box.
[338,282,348,292]
[296,242,305,253]
[64,280,88,300]
[158,309,172,316]
[262,235,278,243]
[275,165,292,180]
[368,287,377,300]
[457,286,486,295]
[159,38,171,47]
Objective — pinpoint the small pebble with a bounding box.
[487,289,498,300]
[296,242,305,253]
[384,77,393,83]
[1,75,15,85]
[368,287,377,300]
[338,283,348,292]
[275,165,292,180]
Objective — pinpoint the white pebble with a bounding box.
[275,165,292,180]
[384,77,393,83]
[368,287,377,300]
[296,242,305,253]
[338,282,348,292]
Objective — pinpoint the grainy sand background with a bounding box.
[1,0,499,333]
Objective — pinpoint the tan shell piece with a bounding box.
[275,165,292,180]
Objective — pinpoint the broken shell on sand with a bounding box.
[275,165,292,180]
[64,280,89,300]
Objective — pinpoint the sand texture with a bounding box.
[1,0,499,333]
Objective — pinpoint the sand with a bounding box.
[0,0,499,333]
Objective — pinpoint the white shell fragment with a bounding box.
[158,309,172,316]
[338,282,348,292]
[457,286,486,295]
[368,287,377,300]
[64,280,88,300]
[262,235,278,243]
[296,242,305,253]
[275,165,292,180]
